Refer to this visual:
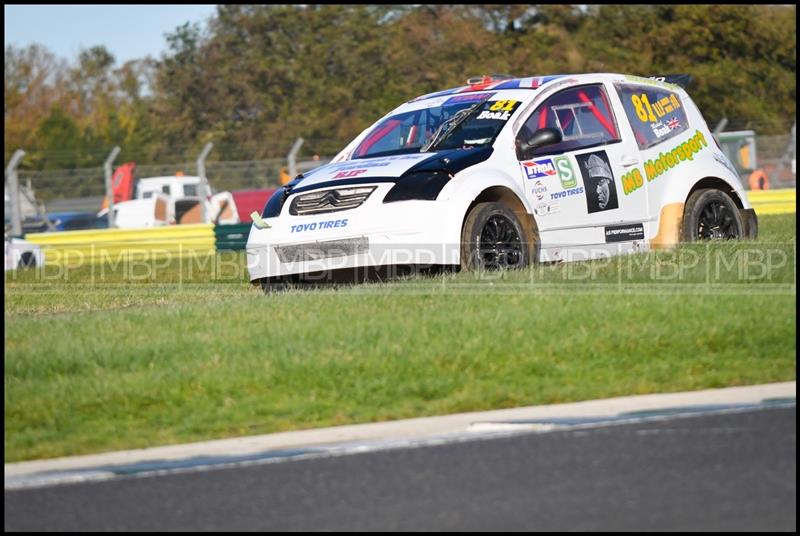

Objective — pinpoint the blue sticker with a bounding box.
[444,92,496,105]
[522,158,558,180]
[549,186,585,200]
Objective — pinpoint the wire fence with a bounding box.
[11,156,335,215]
[5,130,796,217]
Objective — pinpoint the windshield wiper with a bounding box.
[420,95,492,152]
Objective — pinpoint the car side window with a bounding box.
[614,84,689,150]
[517,84,621,159]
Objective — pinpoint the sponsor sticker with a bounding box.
[643,129,708,183]
[605,223,645,243]
[333,169,368,179]
[524,156,583,201]
[576,151,619,213]
[290,219,349,233]
[535,202,560,216]
[444,92,496,105]
[549,186,584,200]
[713,152,738,176]
[532,180,548,200]
[522,158,558,180]
[553,156,578,189]
[621,168,644,196]
[322,154,430,174]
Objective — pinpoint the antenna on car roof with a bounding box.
[648,74,693,89]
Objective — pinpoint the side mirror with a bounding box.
[518,128,563,158]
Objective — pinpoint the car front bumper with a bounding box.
[246,195,460,282]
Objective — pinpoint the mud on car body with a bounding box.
[247,73,756,290]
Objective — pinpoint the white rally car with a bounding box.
[247,73,757,290]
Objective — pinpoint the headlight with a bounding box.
[261,189,287,218]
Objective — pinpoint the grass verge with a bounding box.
[4,214,796,462]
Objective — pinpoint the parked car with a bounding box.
[46,211,108,231]
[4,236,43,271]
[247,73,757,290]
[111,175,239,228]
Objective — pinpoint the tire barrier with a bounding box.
[746,188,796,215]
[25,224,215,265]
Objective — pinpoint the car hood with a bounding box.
[294,153,439,190]
[292,148,494,192]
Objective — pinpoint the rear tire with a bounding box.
[680,188,744,242]
[460,202,532,271]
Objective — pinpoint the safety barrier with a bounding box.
[747,188,796,215]
[214,223,252,251]
[25,224,215,265]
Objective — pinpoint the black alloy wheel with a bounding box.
[696,200,739,239]
[461,201,532,271]
[681,188,744,242]
[478,214,525,269]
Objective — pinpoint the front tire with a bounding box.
[460,202,532,271]
[18,252,37,268]
[680,189,744,242]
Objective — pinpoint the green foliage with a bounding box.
[4,5,796,170]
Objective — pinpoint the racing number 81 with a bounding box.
[631,94,657,123]
[631,93,681,124]
[489,100,517,112]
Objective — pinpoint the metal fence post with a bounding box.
[5,150,26,236]
[197,142,214,196]
[790,123,796,176]
[288,138,304,179]
[104,146,121,228]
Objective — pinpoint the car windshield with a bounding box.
[353,94,523,159]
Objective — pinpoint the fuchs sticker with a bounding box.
[532,180,548,200]
[576,151,619,213]
[605,223,645,243]
[523,158,558,180]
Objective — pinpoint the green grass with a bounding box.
[4,214,796,462]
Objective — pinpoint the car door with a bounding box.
[612,81,695,221]
[516,82,649,251]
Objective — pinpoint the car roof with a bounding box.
[407,73,679,104]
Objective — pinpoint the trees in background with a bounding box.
[4,4,796,170]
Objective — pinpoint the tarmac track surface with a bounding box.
[4,406,796,531]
